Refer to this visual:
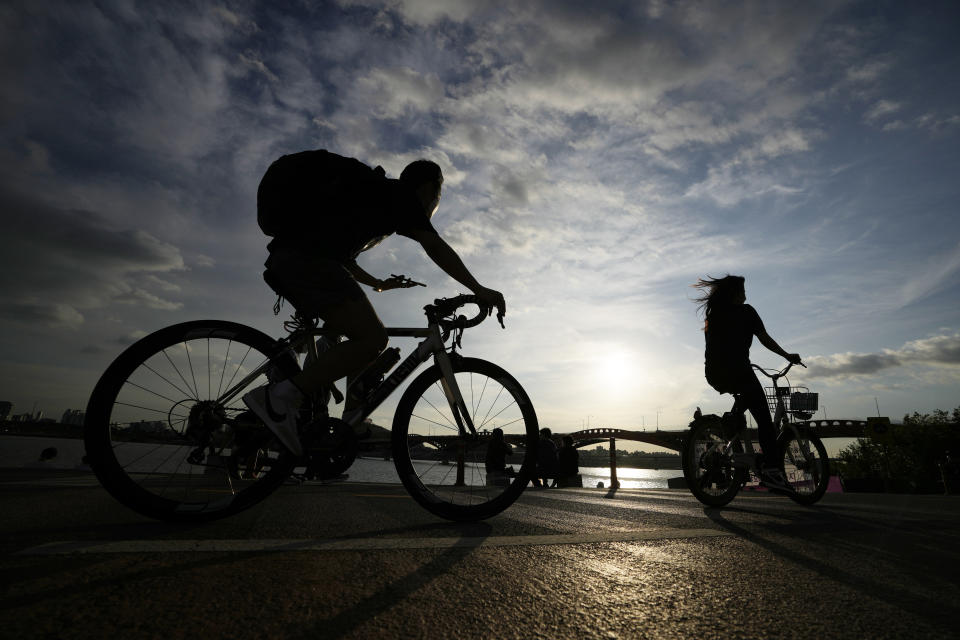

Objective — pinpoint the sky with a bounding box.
[1,1,959,453]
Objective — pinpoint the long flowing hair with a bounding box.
[692,275,745,330]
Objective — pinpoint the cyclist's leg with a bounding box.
[264,248,388,393]
[737,370,776,462]
[246,250,383,452]
[293,295,388,392]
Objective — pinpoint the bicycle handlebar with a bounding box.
[425,295,488,329]
[752,359,805,380]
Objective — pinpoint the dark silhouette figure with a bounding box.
[38,447,57,462]
[243,150,506,456]
[536,428,558,488]
[693,275,801,490]
[557,435,580,487]
[484,427,515,480]
[942,451,959,495]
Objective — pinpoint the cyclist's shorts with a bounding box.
[263,248,365,319]
[705,363,757,395]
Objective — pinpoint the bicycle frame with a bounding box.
[214,319,477,437]
[727,363,809,466]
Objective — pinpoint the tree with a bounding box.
[836,406,960,492]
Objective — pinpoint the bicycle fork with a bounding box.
[434,350,476,438]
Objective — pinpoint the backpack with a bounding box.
[256,149,387,237]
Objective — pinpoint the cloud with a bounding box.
[897,242,960,308]
[805,332,960,379]
[0,302,85,329]
[863,99,901,124]
[0,187,185,326]
[351,67,445,119]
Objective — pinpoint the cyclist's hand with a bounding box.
[787,353,803,366]
[376,274,426,291]
[473,286,506,328]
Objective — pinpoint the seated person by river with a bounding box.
[485,427,516,486]
[556,435,582,487]
[535,428,559,488]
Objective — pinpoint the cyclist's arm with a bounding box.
[344,260,385,290]
[409,230,506,321]
[756,330,801,364]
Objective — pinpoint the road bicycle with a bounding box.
[83,295,539,522]
[682,361,830,507]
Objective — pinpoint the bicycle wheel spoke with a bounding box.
[112,401,189,422]
[219,346,259,400]
[162,348,200,402]
[495,416,524,430]
[140,361,196,401]
[410,412,459,432]
[206,338,211,400]
[184,341,200,399]
[473,373,490,421]
[421,385,460,430]
[478,385,505,430]
[217,340,233,398]
[121,378,187,408]
[477,397,518,430]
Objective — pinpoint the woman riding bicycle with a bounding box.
[693,275,802,492]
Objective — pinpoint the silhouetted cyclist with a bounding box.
[244,150,505,456]
[693,275,801,492]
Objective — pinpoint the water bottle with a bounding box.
[348,347,401,402]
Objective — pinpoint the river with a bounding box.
[2,435,682,488]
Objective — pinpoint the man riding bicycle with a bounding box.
[243,150,506,457]
[693,275,802,493]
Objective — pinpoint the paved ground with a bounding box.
[1,469,958,639]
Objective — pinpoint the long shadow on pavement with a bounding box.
[298,522,492,639]
[703,506,960,628]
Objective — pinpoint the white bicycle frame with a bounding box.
[216,318,477,437]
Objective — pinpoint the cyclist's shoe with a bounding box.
[759,467,796,494]
[243,383,304,457]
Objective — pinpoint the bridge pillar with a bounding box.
[455,441,466,486]
[609,437,619,489]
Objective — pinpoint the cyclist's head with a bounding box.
[400,159,443,218]
[692,274,746,328]
[540,427,552,439]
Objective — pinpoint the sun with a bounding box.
[592,352,635,391]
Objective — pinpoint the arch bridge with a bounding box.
[380,420,870,454]
[564,420,871,453]
[566,428,685,452]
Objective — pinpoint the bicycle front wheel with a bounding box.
[682,417,748,507]
[392,357,538,521]
[777,427,830,505]
[84,320,299,521]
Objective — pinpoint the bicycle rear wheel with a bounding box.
[777,427,830,505]
[682,417,748,507]
[391,356,538,521]
[84,320,299,521]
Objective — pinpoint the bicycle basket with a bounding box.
[790,391,819,412]
[765,387,818,414]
